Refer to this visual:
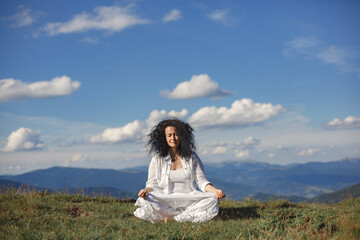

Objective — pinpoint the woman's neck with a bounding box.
[168,148,179,160]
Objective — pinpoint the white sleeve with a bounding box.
[193,153,211,192]
[145,156,159,190]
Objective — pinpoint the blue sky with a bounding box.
[0,0,359,174]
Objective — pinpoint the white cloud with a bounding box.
[235,149,249,158]
[0,76,81,103]
[188,98,285,129]
[284,37,359,75]
[286,36,320,51]
[43,5,150,36]
[2,127,45,152]
[276,145,289,150]
[234,136,261,149]
[160,74,234,99]
[4,5,37,27]
[146,109,188,130]
[298,148,319,156]
[212,146,227,154]
[202,137,259,157]
[162,9,182,23]
[316,46,360,74]
[89,120,144,144]
[64,153,93,167]
[323,116,360,130]
[243,136,260,146]
[233,137,260,158]
[82,37,99,44]
[202,146,227,155]
[208,10,228,24]
[317,45,348,66]
[207,9,238,26]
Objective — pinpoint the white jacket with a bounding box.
[146,152,211,194]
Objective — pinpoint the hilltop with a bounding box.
[0,190,359,239]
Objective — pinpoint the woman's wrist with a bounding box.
[204,183,217,193]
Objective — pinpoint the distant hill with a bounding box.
[0,167,255,200]
[204,158,360,198]
[250,192,308,203]
[0,178,136,199]
[0,166,148,193]
[1,158,359,200]
[207,178,256,200]
[0,179,48,192]
[309,182,360,204]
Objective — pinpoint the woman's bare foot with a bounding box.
[164,217,174,224]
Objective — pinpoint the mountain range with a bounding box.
[1,158,359,201]
[205,158,360,198]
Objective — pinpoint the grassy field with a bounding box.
[1,188,359,239]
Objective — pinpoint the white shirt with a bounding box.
[145,152,211,194]
[169,168,192,194]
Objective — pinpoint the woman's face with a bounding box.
[165,126,180,150]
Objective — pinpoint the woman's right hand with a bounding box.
[138,189,148,199]
[138,188,152,199]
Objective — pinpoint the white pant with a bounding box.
[134,192,219,223]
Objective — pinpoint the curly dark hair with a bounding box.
[147,118,196,159]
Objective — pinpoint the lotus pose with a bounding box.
[134,119,225,223]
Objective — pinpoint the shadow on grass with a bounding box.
[217,207,260,220]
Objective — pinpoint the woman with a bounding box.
[134,118,225,223]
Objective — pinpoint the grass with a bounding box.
[0,188,359,239]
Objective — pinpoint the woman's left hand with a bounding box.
[205,184,225,199]
[214,189,225,199]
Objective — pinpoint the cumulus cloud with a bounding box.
[3,5,38,27]
[160,74,234,100]
[146,109,188,130]
[233,136,261,151]
[89,120,143,144]
[64,153,93,167]
[235,149,249,158]
[298,148,319,156]
[202,146,227,155]
[2,127,45,152]
[0,76,81,103]
[242,136,260,146]
[162,9,182,23]
[43,5,150,36]
[323,116,360,130]
[202,137,260,157]
[233,136,260,158]
[276,145,290,150]
[188,98,285,129]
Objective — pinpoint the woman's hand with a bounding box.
[138,187,153,199]
[205,184,225,199]
[138,189,148,199]
[214,189,225,199]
